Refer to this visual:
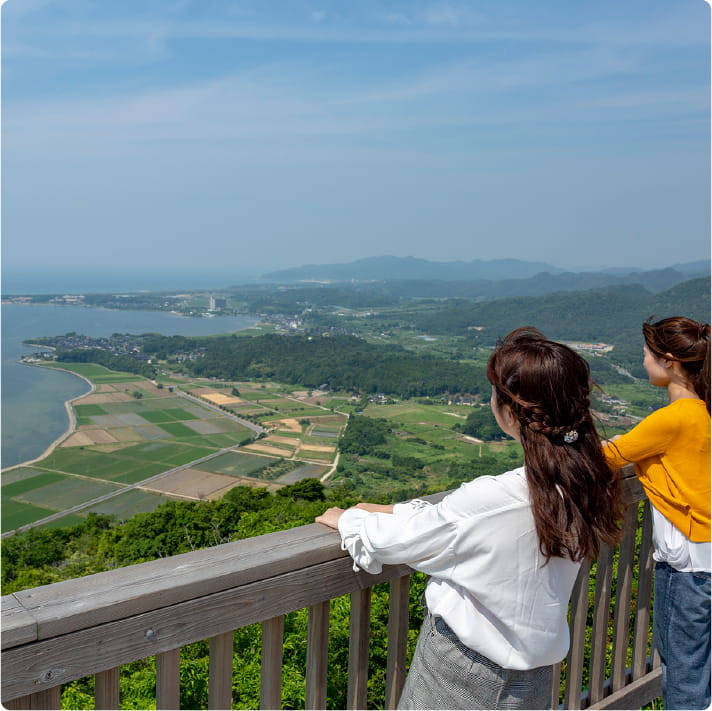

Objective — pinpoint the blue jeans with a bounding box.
[654,561,711,709]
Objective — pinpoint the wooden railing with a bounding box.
[1,466,661,710]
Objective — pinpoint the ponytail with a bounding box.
[643,317,710,412]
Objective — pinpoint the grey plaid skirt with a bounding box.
[397,612,553,710]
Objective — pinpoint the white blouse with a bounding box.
[651,505,711,572]
[337,467,581,670]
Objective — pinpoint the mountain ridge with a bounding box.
[261,255,710,285]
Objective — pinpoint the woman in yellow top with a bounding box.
[604,316,710,710]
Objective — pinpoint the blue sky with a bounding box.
[2,0,710,281]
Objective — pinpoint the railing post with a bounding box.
[209,631,234,709]
[261,615,285,710]
[563,558,592,709]
[306,601,330,710]
[156,648,181,710]
[589,543,615,705]
[611,504,638,692]
[347,587,372,710]
[95,667,120,710]
[633,501,655,680]
[385,574,410,710]
[4,688,61,710]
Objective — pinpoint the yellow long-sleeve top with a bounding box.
[603,397,710,542]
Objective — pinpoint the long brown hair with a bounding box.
[643,316,710,412]
[487,327,623,561]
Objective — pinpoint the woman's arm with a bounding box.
[602,407,677,467]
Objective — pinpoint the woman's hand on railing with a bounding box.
[315,507,346,529]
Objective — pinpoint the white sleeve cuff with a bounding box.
[338,508,384,574]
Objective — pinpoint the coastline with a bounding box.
[2,363,95,473]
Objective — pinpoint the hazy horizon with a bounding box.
[2,0,710,276]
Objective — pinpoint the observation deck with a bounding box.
[2,466,660,710]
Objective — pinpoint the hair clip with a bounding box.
[563,430,579,444]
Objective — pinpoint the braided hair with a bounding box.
[487,327,623,561]
[643,316,710,412]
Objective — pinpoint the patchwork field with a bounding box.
[3,377,349,532]
[1,377,258,532]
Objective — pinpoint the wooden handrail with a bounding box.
[1,466,661,709]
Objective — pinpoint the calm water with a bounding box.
[1,304,257,468]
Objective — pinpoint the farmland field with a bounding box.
[197,452,279,477]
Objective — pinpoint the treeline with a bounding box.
[143,334,487,398]
[56,348,157,379]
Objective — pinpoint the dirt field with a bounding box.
[201,392,243,406]
[141,468,249,500]
[297,444,335,453]
[78,391,135,404]
[62,429,119,447]
[243,442,295,457]
[264,418,302,432]
[264,435,300,446]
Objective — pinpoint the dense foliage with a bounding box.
[56,348,157,379]
[143,333,486,397]
[338,415,390,455]
[457,406,511,441]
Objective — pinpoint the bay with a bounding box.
[1,304,258,468]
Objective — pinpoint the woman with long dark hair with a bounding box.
[316,327,623,709]
[604,316,710,710]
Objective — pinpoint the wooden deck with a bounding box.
[1,465,661,709]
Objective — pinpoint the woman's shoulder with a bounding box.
[655,398,709,426]
[448,466,529,512]
[668,397,709,413]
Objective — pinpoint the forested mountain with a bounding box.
[412,278,710,343]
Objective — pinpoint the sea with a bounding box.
[1,303,258,468]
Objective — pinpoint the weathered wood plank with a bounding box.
[155,648,180,710]
[95,667,120,710]
[589,542,614,705]
[306,601,330,710]
[620,465,643,504]
[1,594,38,649]
[260,616,284,710]
[611,504,637,691]
[385,575,410,710]
[209,631,234,710]
[2,557,409,702]
[587,665,662,710]
[10,524,348,641]
[347,587,372,710]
